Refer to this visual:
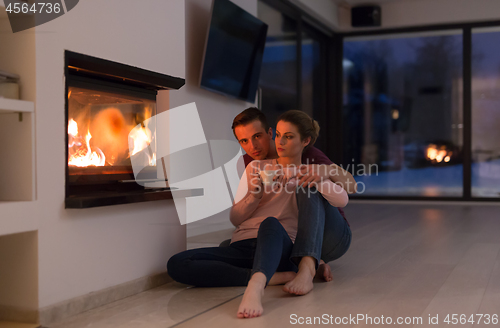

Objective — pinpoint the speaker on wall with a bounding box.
[351,5,381,27]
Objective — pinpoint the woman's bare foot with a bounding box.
[315,260,333,282]
[268,271,297,285]
[283,256,315,295]
[237,272,266,318]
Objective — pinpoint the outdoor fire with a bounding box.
[68,107,154,168]
[426,144,452,163]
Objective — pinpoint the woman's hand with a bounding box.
[249,173,264,199]
[272,168,291,192]
[297,164,329,188]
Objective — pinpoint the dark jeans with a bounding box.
[290,187,352,269]
[219,187,352,269]
[167,217,298,287]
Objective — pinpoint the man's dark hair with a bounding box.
[231,107,270,139]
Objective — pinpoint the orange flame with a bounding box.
[426,144,452,163]
[68,105,156,167]
[68,119,105,167]
[128,105,155,166]
[129,124,156,166]
[68,118,78,136]
[129,126,151,156]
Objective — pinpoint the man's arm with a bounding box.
[300,146,358,194]
[229,162,263,226]
[327,163,358,194]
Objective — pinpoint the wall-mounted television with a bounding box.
[199,0,268,103]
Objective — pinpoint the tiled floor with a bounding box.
[47,203,500,328]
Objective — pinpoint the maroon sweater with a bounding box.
[243,146,349,226]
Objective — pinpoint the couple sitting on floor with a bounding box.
[167,107,357,319]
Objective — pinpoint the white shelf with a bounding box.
[0,5,36,204]
[0,98,34,114]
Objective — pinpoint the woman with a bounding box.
[167,110,349,318]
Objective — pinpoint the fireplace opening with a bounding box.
[64,50,195,208]
[67,85,157,183]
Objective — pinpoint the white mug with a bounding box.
[259,170,278,186]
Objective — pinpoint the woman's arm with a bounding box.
[229,164,263,227]
[328,163,357,194]
[297,164,358,194]
[302,147,357,194]
[315,179,349,208]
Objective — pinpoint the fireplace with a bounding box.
[64,51,198,208]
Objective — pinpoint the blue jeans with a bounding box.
[218,188,352,269]
[290,186,352,269]
[167,217,298,287]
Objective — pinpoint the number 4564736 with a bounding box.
[6,2,61,14]
[444,314,498,325]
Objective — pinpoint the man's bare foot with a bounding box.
[237,272,266,318]
[315,260,333,282]
[268,271,297,285]
[283,256,315,295]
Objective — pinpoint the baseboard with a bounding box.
[39,271,172,326]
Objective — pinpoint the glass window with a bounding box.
[258,1,298,128]
[343,31,463,197]
[471,27,500,198]
[301,27,327,151]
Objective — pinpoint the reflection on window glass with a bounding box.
[472,28,500,198]
[301,31,320,118]
[301,29,326,150]
[343,32,463,197]
[258,1,297,127]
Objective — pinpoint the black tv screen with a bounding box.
[200,0,268,103]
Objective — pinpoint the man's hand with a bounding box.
[297,164,329,188]
[249,173,264,199]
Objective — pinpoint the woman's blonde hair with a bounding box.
[276,110,320,151]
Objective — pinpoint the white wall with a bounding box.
[290,0,339,30]
[172,0,257,140]
[339,0,500,32]
[34,0,187,308]
[0,231,38,322]
[173,0,258,237]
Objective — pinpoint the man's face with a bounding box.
[234,120,272,160]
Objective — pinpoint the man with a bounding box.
[229,107,356,294]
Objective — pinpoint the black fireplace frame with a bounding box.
[64,50,201,208]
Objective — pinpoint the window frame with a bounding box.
[337,20,500,201]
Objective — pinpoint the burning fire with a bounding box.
[68,107,155,167]
[128,123,156,166]
[68,118,106,167]
[426,144,452,163]
[129,125,152,156]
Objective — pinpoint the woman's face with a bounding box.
[275,120,310,158]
